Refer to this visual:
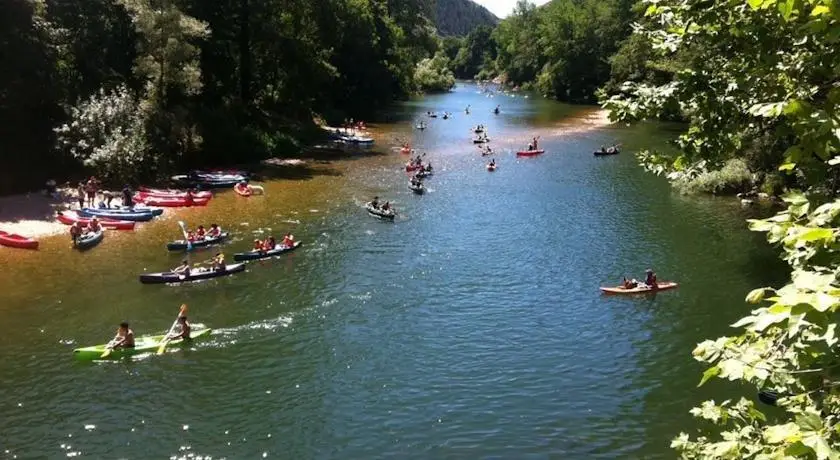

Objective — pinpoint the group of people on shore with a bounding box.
[75,176,135,209]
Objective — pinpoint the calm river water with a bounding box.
[0,82,787,459]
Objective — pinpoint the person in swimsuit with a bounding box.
[172,260,190,275]
[109,322,135,349]
[167,315,191,342]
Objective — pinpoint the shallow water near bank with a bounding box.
[0,82,786,459]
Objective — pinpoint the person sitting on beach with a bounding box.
[196,225,206,239]
[211,252,226,271]
[88,217,102,233]
[108,322,135,349]
[172,260,191,276]
[207,224,221,238]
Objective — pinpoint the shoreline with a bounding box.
[0,109,615,241]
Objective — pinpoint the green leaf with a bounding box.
[778,0,795,20]
[783,191,808,205]
[764,422,801,443]
[644,4,659,17]
[719,358,745,380]
[798,227,834,243]
[802,432,839,460]
[796,412,823,432]
[748,0,769,9]
[748,219,776,232]
[811,5,830,16]
[746,288,768,304]
[698,366,720,386]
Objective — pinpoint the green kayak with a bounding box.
[73,328,212,360]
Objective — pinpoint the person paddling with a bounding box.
[207,224,221,238]
[88,217,102,233]
[107,322,135,350]
[172,260,191,275]
[166,315,191,342]
[371,196,380,209]
[644,269,658,288]
[282,233,294,248]
[265,236,277,250]
[211,252,226,271]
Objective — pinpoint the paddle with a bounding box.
[100,338,116,359]
[177,220,192,251]
[157,304,188,355]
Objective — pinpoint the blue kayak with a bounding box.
[74,230,104,250]
[78,208,158,222]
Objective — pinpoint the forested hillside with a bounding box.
[2,0,439,193]
[434,0,498,36]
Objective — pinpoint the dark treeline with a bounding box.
[434,0,498,36]
[445,0,673,104]
[2,0,446,193]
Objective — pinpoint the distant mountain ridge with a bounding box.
[434,0,499,36]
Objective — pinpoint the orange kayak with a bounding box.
[600,281,678,295]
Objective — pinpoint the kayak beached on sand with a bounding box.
[137,187,213,199]
[233,241,302,261]
[599,281,679,295]
[0,230,38,250]
[166,232,229,251]
[139,263,246,284]
[78,207,161,221]
[58,211,135,230]
[133,194,211,207]
[73,328,212,360]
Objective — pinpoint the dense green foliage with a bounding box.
[415,52,456,92]
[605,0,840,457]
[1,0,442,192]
[433,0,498,37]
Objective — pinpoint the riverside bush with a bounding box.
[674,158,754,195]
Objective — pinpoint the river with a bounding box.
[0,82,787,459]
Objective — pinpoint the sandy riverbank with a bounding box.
[0,188,77,239]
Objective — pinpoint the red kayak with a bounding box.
[0,230,38,250]
[57,211,136,230]
[516,149,545,157]
[138,187,212,199]
[134,194,210,207]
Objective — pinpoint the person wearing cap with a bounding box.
[644,269,658,288]
[107,322,135,349]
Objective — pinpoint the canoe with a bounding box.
[409,182,425,194]
[139,263,245,284]
[516,149,545,157]
[166,232,229,251]
[137,187,213,199]
[233,241,302,262]
[74,230,104,250]
[171,175,245,188]
[366,203,395,220]
[594,149,619,156]
[487,164,497,171]
[599,281,679,295]
[78,208,157,222]
[0,230,38,250]
[57,211,135,230]
[73,328,212,360]
[133,194,211,207]
[233,184,252,197]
